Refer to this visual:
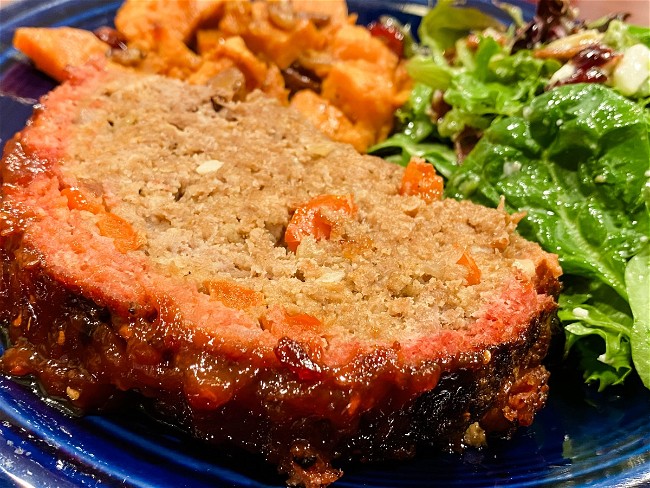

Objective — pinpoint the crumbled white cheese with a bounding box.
[612,44,650,96]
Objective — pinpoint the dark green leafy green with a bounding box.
[445,83,650,389]
[439,46,560,137]
[447,84,648,294]
[370,82,457,175]
[628,24,650,47]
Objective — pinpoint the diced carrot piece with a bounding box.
[457,251,481,285]
[205,279,264,309]
[96,213,145,253]
[13,27,110,82]
[262,307,323,338]
[399,157,444,203]
[61,188,103,213]
[284,194,357,252]
[283,312,322,331]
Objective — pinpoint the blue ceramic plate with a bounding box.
[1,1,649,487]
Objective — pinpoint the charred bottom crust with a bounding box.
[0,242,555,487]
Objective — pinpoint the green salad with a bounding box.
[371,0,650,391]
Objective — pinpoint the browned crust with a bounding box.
[0,232,556,486]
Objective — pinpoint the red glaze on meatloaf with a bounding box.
[0,60,562,487]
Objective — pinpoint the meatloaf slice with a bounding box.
[0,61,561,487]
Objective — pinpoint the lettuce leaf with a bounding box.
[439,43,560,137]
[559,285,633,390]
[400,33,560,144]
[627,245,650,388]
[445,83,650,389]
[603,20,650,50]
[447,84,649,297]
[417,0,502,50]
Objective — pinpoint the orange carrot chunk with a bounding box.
[284,194,357,252]
[457,251,481,285]
[205,279,264,309]
[261,307,323,338]
[283,312,322,331]
[96,213,144,253]
[399,156,444,203]
[61,188,103,213]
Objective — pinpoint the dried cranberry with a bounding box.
[554,45,620,87]
[368,20,404,57]
[513,0,579,52]
[560,67,608,85]
[572,45,618,70]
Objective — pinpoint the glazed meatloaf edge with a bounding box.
[0,60,562,487]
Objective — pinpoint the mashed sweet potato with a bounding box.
[12,0,410,152]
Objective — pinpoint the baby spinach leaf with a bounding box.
[445,83,650,390]
[447,83,649,298]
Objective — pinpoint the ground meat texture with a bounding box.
[0,60,562,487]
